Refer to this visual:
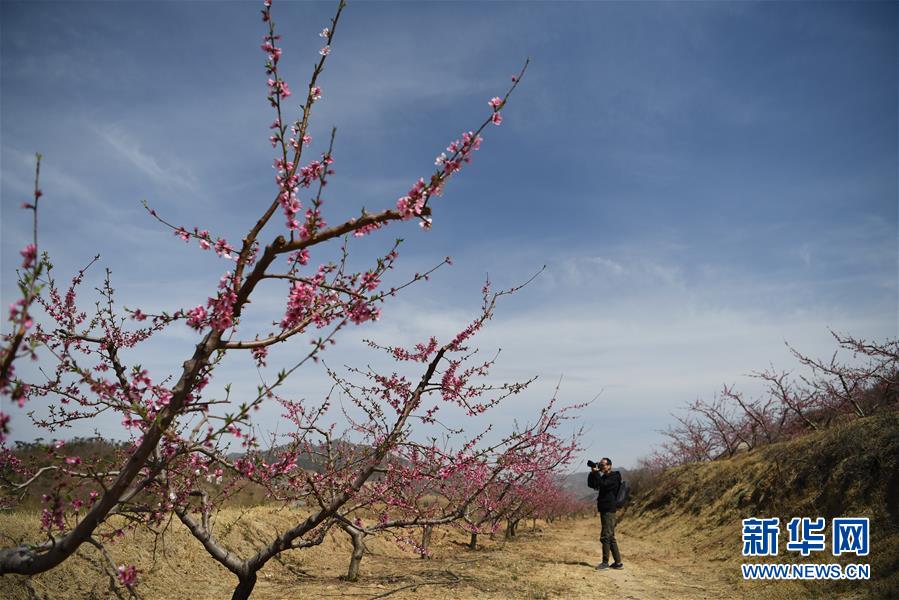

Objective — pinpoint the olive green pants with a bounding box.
[600,511,621,564]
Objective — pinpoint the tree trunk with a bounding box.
[346,530,365,582]
[505,519,519,539]
[468,532,477,550]
[231,573,257,600]
[420,525,433,559]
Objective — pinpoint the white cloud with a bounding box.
[583,256,625,274]
[3,147,106,212]
[95,124,200,194]
[799,243,813,267]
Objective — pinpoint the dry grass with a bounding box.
[634,410,899,600]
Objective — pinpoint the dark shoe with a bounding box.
[595,562,609,570]
[610,562,624,569]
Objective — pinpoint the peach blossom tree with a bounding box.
[0,3,586,598]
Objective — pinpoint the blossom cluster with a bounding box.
[184,273,239,332]
[173,227,237,260]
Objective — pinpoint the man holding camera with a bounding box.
[587,457,623,570]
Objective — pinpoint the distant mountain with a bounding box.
[560,468,632,502]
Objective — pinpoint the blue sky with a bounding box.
[1,1,896,469]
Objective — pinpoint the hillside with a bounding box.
[630,410,898,599]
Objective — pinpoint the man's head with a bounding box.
[599,457,612,473]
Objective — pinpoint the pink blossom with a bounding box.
[186,305,208,330]
[213,238,234,259]
[8,299,24,321]
[348,300,380,325]
[40,505,64,532]
[290,249,310,265]
[396,178,428,219]
[319,45,330,56]
[281,281,316,330]
[205,274,239,332]
[268,78,292,98]
[117,564,139,588]
[360,271,380,291]
[311,86,322,101]
[251,346,268,367]
[488,96,503,109]
[298,159,326,187]
[261,42,282,63]
[491,112,503,126]
[20,244,36,269]
[353,222,382,237]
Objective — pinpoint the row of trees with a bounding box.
[0,2,591,598]
[642,332,898,471]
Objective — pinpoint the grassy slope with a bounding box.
[629,410,899,599]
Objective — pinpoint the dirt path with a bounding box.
[424,517,741,600]
[481,519,733,599]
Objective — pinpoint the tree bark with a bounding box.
[346,530,365,582]
[505,519,519,539]
[468,532,478,550]
[420,525,433,559]
[231,573,257,600]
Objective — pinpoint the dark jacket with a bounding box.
[587,469,621,513]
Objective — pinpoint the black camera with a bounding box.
[587,459,598,468]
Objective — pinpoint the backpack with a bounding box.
[615,479,630,509]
